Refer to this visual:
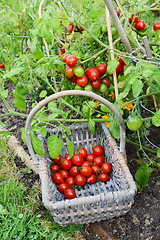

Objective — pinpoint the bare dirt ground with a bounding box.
[1,81,160,240]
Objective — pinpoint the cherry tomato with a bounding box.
[52,154,62,165]
[96,64,107,75]
[91,79,101,90]
[74,66,84,77]
[81,161,92,168]
[91,165,100,174]
[86,153,96,162]
[88,68,99,81]
[99,173,110,182]
[151,3,159,12]
[58,51,63,57]
[63,54,72,63]
[64,188,76,199]
[67,24,74,33]
[74,174,86,186]
[76,23,84,33]
[116,10,120,17]
[116,62,122,74]
[0,64,5,69]
[65,153,72,160]
[153,21,160,31]
[93,145,104,156]
[100,83,108,93]
[59,169,69,179]
[80,166,92,177]
[61,45,65,53]
[69,166,79,177]
[135,20,145,31]
[77,75,88,87]
[78,147,87,158]
[84,84,93,91]
[87,174,97,184]
[127,115,142,131]
[52,172,63,185]
[59,159,72,170]
[102,78,110,87]
[85,67,92,77]
[93,156,105,166]
[72,154,84,166]
[66,55,77,67]
[129,14,139,24]
[118,52,127,65]
[70,76,77,83]
[74,84,83,90]
[57,183,69,193]
[65,65,75,78]
[65,176,75,187]
[101,162,112,173]
[51,164,59,172]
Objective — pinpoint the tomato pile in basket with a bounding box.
[51,145,112,199]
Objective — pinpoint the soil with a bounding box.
[1,81,160,240]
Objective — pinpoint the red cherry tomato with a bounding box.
[87,174,97,184]
[85,67,92,77]
[65,176,75,187]
[116,10,120,17]
[78,148,87,158]
[77,75,88,87]
[52,172,63,185]
[86,153,96,162]
[93,156,105,166]
[72,154,84,166]
[51,164,59,172]
[81,161,92,168]
[69,166,79,177]
[102,78,110,87]
[99,173,110,182]
[67,24,74,33]
[65,153,72,160]
[62,54,72,63]
[65,65,75,78]
[135,20,145,31]
[57,183,69,193]
[91,79,101,90]
[91,165,100,174]
[88,68,99,81]
[153,21,160,31]
[59,159,72,170]
[66,55,77,67]
[61,45,65,53]
[59,169,69,179]
[80,166,92,177]
[52,154,62,165]
[74,174,86,186]
[101,162,112,173]
[151,3,159,12]
[70,75,77,83]
[64,188,76,199]
[76,23,84,33]
[93,145,104,156]
[96,64,107,75]
[58,51,63,57]
[129,14,138,24]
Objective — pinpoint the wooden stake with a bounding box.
[106,6,119,100]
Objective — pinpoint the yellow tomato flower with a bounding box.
[108,91,115,100]
[119,101,134,111]
[101,115,110,128]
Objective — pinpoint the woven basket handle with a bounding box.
[25,90,126,163]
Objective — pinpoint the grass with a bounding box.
[0,136,83,240]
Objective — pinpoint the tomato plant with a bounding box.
[127,115,142,131]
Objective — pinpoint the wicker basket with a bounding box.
[25,90,137,226]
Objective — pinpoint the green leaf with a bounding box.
[0,122,7,128]
[88,118,95,135]
[48,108,66,118]
[135,166,149,190]
[0,131,12,137]
[67,139,74,158]
[50,17,60,32]
[48,135,63,159]
[109,115,120,140]
[1,89,8,98]
[132,79,143,98]
[20,127,27,145]
[41,126,47,137]
[157,148,160,158]
[4,67,26,79]
[48,101,57,112]
[82,105,90,118]
[100,104,110,113]
[88,101,96,108]
[142,69,153,78]
[42,24,53,43]
[39,90,47,98]
[152,109,160,127]
[31,132,45,157]
[107,59,119,75]
[48,113,59,121]
[14,98,26,111]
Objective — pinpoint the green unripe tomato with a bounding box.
[119,0,127,5]
[127,115,142,131]
[68,17,74,24]
[84,84,92,92]
[102,26,107,33]
[100,83,108,93]
[111,27,117,36]
[74,66,84,77]
[104,88,109,98]
[74,84,83,90]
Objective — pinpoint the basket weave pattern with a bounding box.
[38,122,137,226]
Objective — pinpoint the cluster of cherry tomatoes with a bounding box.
[51,145,112,199]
